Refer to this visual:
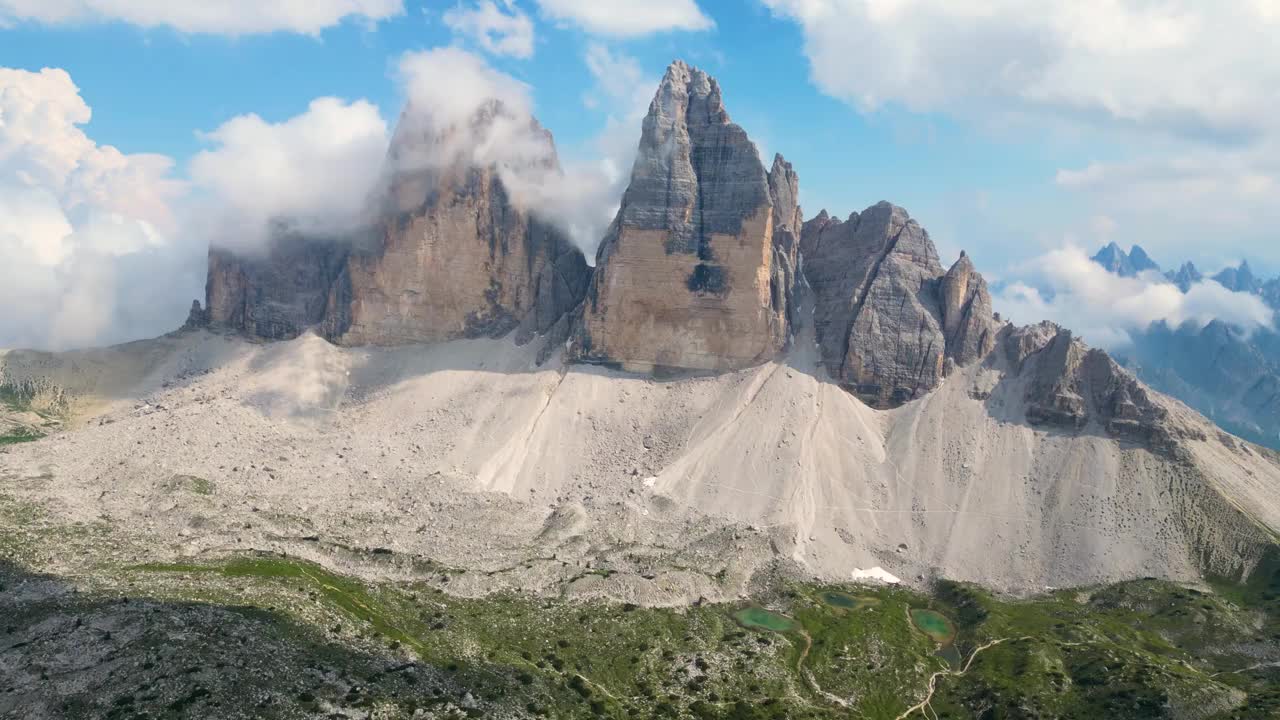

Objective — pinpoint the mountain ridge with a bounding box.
[3,60,1278,599]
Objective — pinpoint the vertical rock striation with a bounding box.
[205,231,351,341]
[800,203,996,407]
[573,61,792,372]
[204,102,589,350]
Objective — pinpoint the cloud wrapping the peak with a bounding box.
[994,245,1274,349]
[189,97,389,253]
[533,0,712,37]
[443,0,535,59]
[0,0,403,35]
[390,47,641,259]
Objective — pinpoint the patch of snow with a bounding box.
[851,567,901,585]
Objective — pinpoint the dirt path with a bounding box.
[895,636,1033,720]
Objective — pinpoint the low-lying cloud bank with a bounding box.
[189,97,390,255]
[994,245,1275,349]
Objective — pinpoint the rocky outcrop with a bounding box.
[205,102,589,350]
[800,203,997,407]
[1002,322,1202,453]
[940,251,996,368]
[767,154,802,337]
[573,61,791,373]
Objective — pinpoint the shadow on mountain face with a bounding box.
[0,559,502,720]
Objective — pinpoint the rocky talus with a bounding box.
[799,203,998,407]
[572,61,792,372]
[204,102,589,350]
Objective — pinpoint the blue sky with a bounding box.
[0,2,1085,269]
[2,0,1278,350]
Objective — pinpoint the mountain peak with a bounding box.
[1091,242,1160,277]
[574,60,786,372]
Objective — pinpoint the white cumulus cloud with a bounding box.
[443,0,535,58]
[994,245,1274,350]
[0,67,198,351]
[0,0,403,35]
[533,0,712,36]
[189,97,390,253]
[761,0,1280,267]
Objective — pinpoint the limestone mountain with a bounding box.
[572,61,793,373]
[68,57,1270,594]
[800,203,997,407]
[203,100,589,349]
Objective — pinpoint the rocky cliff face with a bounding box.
[205,232,350,341]
[204,102,589,350]
[328,102,589,346]
[800,203,997,407]
[572,61,791,373]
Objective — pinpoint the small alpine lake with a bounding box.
[910,608,957,644]
[733,606,797,632]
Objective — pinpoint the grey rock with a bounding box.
[940,251,997,368]
[800,202,996,406]
[1002,323,1202,455]
[574,60,791,372]
[205,230,350,341]
[768,154,802,339]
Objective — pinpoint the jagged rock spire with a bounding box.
[573,61,793,372]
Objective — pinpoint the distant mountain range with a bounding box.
[1090,243,1280,449]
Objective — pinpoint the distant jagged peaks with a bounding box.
[1165,261,1204,292]
[1089,241,1279,312]
[1090,242,1161,278]
[1213,260,1263,295]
